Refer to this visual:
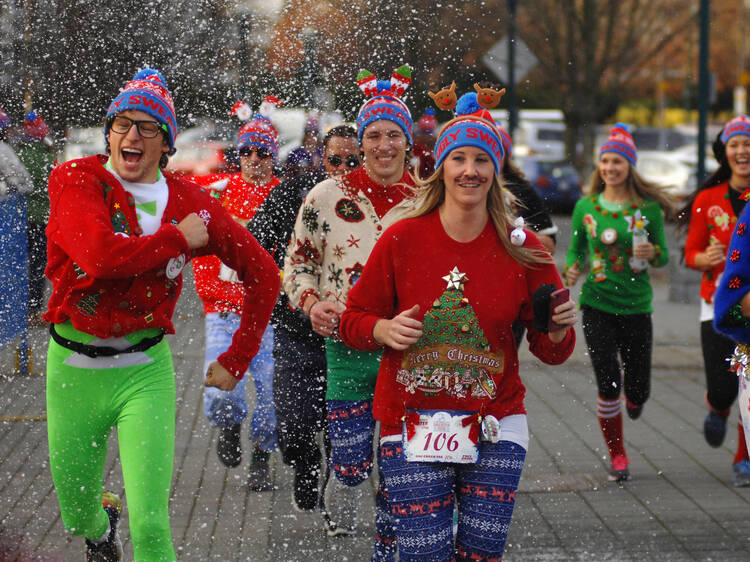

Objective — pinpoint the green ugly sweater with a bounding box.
[565,194,669,315]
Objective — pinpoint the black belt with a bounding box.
[49,324,164,358]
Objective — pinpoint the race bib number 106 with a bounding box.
[403,410,479,464]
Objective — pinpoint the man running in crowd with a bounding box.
[44,68,278,560]
[283,66,416,559]
[249,124,361,533]
[192,103,281,491]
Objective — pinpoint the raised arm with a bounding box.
[47,162,188,279]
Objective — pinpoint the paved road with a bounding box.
[2,216,748,561]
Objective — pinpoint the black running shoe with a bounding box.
[292,462,319,512]
[626,400,643,420]
[321,475,357,536]
[248,447,273,491]
[85,491,123,561]
[704,411,728,448]
[217,423,242,467]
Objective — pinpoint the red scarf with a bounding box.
[342,167,415,219]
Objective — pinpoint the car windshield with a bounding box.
[631,129,689,151]
[537,129,565,141]
[537,161,576,178]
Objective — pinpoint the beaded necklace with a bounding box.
[590,195,640,219]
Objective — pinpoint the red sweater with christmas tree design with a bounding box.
[44,155,280,378]
[340,210,575,436]
[192,173,280,313]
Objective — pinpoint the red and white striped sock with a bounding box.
[597,395,626,461]
[735,417,749,464]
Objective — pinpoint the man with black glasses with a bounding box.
[44,69,279,561]
[248,124,362,530]
[192,105,281,491]
[323,125,360,177]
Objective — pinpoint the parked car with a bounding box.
[594,126,690,153]
[513,121,567,160]
[515,155,582,214]
[489,109,568,160]
[636,149,720,200]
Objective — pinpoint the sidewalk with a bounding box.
[1,257,748,560]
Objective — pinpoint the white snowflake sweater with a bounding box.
[283,167,416,310]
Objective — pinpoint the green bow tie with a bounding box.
[135,201,157,216]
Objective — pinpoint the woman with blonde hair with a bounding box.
[566,123,673,482]
[339,89,577,561]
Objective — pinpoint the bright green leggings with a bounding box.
[46,336,177,561]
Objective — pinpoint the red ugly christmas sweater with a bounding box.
[684,182,745,304]
[191,173,280,313]
[339,210,575,436]
[44,155,280,378]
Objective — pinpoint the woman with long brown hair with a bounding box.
[566,123,673,482]
[682,116,750,486]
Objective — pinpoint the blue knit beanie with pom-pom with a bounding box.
[598,122,637,166]
[720,115,750,145]
[106,68,178,149]
[433,92,505,174]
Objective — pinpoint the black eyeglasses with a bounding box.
[239,146,272,159]
[327,154,360,168]
[109,115,164,138]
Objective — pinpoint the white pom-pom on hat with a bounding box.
[259,95,282,118]
[230,101,252,122]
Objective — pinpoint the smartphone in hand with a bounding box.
[548,288,570,332]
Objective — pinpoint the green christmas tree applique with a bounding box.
[111,203,131,235]
[397,267,503,399]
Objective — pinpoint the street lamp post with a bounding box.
[507,0,518,138]
[23,0,33,111]
[736,0,750,114]
[302,29,318,110]
[696,0,710,187]
[238,15,250,100]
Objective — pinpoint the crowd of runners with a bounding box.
[4,59,747,561]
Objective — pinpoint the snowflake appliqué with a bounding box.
[738,223,747,237]
[399,526,451,548]
[729,277,742,289]
[301,205,319,232]
[731,249,741,263]
[335,198,365,222]
[327,263,344,288]
[333,245,346,260]
[464,513,511,535]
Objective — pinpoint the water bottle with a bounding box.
[629,221,649,272]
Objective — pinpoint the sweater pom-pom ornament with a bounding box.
[481,415,501,443]
[510,217,526,246]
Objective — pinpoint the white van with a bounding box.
[489,109,566,159]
